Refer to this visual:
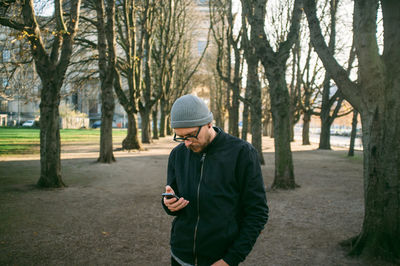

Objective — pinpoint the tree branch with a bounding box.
[304,0,361,110]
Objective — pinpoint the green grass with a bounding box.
[0,127,128,156]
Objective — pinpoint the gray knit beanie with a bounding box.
[170,94,213,128]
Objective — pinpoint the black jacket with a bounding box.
[163,128,269,266]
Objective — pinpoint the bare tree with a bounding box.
[305,0,400,261]
[138,0,158,144]
[94,0,116,163]
[242,0,303,189]
[347,109,358,157]
[296,41,323,145]
[113,0,143,150]
[0,0,81,187]
[241,6,264,164]
[152,0,189,138]
[209,0,242,137]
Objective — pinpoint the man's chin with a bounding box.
[188,146,203,153]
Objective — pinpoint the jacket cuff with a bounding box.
[223,252,241,266]
[161,198,180,216]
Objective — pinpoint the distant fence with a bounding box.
[60,117,89,129]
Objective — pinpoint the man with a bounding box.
[162,94,269,266]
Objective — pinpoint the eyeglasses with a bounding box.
[173,126,202,142]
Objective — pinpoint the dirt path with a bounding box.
[0,137,393,265]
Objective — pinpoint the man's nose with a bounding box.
[184,139,192,147]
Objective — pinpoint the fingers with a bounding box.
[164,197,189,212]
[164,185,189,211]
[165,185,174,194]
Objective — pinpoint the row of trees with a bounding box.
[207,0,354,187]
[0,0,205,178]
[206,0,399,262]
[0,0,398,262]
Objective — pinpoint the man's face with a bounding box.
[174,125,211,153]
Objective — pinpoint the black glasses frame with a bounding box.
[173,126,202,142]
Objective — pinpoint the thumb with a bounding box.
[165,185,175,194]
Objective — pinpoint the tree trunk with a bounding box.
[96,0,116,163]
[348,109,358,156]
[241,92,250,141]
[37,79,64,187]
[270,74,296,189]
[140,109,152,144]
[290,119,295,142]
[152,103,159,140]
[122,112,142,150]
[302,112,311,145]
[319,114,331,149]
[166,116,172,136]
[98,99,115,163]
[249,69,265,165]
[159,98,168,138]
[228,86,240,138]
[209,79,225,130]
[345,105,400,261]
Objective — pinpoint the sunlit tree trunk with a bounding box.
[0,0,81,187]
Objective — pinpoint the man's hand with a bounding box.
[163,185,189,212]
[211,259,229,266]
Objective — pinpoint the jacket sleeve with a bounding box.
[223,144,269,266]
[161,148,183,216]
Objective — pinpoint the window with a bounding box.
[89,99,98,114]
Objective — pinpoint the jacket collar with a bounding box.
[199,126,223,154]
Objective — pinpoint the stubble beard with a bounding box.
[188,131,213,153]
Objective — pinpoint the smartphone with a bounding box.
[162,193,180,200]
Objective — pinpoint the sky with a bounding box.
[34,0,54,17]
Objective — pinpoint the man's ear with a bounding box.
[207,123,212,128]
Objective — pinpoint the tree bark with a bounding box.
[241,84,250,141]
[319,88,332,149]
[159,97,168,138]
[269,72,296,188]
[152,102,159,140]
[140,108,151,143]
[122,112,142,150]
[37,77,64,187]
[347,109,358,156]
[302,111,311,145]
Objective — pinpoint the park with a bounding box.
[0,0,399,265]
[0,128,388,265]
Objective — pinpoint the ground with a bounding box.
[0,136,394,265]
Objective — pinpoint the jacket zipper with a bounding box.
[193,153,206,265]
